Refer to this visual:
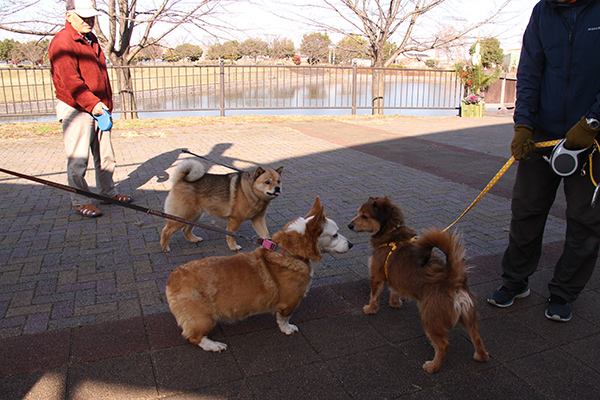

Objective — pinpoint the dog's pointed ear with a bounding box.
[306,196,323,218]
[276,166,283,175]
[252,166,266,181]
[306,198,325,236]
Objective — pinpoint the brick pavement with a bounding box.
[1,115,599,399]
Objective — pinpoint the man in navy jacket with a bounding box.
[488,0,600,321]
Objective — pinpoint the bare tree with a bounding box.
[0,1,63,36]
[267,37,295,60]
[0,0,231,118]
[240,37,269,63]
[95,0,228,118]
[300,32,331,65]
[136,39,165,62]
[12,39,49,65]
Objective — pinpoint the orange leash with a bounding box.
[442,140,561,232]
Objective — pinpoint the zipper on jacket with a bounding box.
[563,6,576,133]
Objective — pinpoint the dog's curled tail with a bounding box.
[174,159,206,183]
[415,228,468,286]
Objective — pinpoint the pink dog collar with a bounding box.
[258,238,284,254]
[255,238,308,262]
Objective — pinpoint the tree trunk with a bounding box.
[115,62,138,120]
[371,59,385,115]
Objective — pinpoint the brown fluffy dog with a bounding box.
[160,159,283,252]
[348,196,488,373]
[166,197,352,352]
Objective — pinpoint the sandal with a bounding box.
[76,203,103,218]
[110,194,133,203]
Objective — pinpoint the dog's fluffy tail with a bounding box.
[416,229,475,321]
[173,160,206,183]
[414,228,468,287]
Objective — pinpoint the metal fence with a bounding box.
[0,63,463,119]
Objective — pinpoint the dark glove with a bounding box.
[511,125,535,160]
[564,116,599,150]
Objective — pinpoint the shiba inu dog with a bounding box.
[160,159,282,251]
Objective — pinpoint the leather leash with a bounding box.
[181,149,244,172]
[0,167,245,239]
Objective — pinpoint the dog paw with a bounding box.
[422,360,440,373]
[474,351,489,362]
[162,245,171,253]
[389,298,403,308]
[199,337,227,352]
[279,323,298,335]
[188,235,203,243]
[363,304,379,315]
[276,314,298,334]
[229,244,242,251]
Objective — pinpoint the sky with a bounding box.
[220,0,540,51]
[1,0,541,54]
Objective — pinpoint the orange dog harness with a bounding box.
[378,236,417,280]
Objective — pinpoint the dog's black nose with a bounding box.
[348,223,354,231]
[274,186,281,193]
[348,241,353,249]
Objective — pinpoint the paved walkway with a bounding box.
[1,115,599,399]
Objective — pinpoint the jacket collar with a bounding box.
[64,20,97,45]
[547,0,593,7]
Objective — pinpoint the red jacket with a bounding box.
[49,21,113,113]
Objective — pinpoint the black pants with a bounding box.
[501,147,600,302]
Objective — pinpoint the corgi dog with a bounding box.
[166,197,352,352]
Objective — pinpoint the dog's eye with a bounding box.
[332,233,338,239]
[265,180,270,184]
[361,215,368,219]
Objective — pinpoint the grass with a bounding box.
[0,114,415,139]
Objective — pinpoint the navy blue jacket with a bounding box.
[515,0,600,140]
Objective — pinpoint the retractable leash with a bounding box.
[543,138,591,177]
[0,167,247,240]
[544,139,600,207]
[93,110,113,131]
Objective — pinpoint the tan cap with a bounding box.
[66,0,99,18]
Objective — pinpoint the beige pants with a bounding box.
[57,101,117,206]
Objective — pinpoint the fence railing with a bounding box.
[0,64,465,119]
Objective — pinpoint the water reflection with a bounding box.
[1,78,460,123]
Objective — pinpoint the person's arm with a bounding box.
[49,39,102,114]
[513,9,545,129]
[586,94,600,120]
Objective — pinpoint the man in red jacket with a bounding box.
[49,0,132,217]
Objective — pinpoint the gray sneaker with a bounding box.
[545,295,572,322]
[487,286,530,308]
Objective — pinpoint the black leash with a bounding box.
[181,149,244,172]
[0,167,245,239]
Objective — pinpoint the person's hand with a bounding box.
[511,125,535,160]
[92,102,108,116]
[564,116,598,150]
